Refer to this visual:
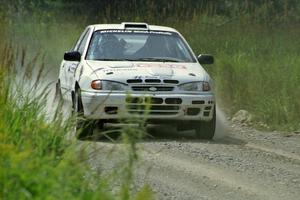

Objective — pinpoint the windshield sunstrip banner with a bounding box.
[99,30,173,35]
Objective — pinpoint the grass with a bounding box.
[0,40,153,199]
[176,19,298,131]
[0,46,98,199]
[5,4,299,131]
[1,1,300,198]
[176,17,300,131]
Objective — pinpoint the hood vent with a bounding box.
[127,79,179,84]
[122,22,149,30]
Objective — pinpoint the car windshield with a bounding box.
[86,30,196,63]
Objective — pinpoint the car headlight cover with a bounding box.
[91,80,127,91]
[178,81,211,92]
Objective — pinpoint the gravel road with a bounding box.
[81,108,300,200]
[46,74,300,199]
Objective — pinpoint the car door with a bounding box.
[60,28,88,97]
[64,28,91,94]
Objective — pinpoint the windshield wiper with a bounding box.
[135,57,182,62]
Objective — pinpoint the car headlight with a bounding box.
[178,81,211,92]
[91,80,127,91]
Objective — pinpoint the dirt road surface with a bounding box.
[50,92,299,200]
[49,70,300,199]
[80,109,300,200]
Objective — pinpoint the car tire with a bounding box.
[73,88,95,140]
[194,106,216,140]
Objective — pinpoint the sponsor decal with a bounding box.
[134,75,160,79]
[68,63,79,74]
[136,63,186,69]
[102,68,137,73]
[99,30,173,35]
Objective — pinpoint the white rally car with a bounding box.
[57,22,216,139]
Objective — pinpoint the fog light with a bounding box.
[105,107,118,114]
[204,111,210,116]
[187,108,200,116]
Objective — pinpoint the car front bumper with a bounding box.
[81,91,215,121]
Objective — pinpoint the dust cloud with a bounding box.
[214,105,229,139]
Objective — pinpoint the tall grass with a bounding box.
[176,16,300,130]
[0,38,153,199]
[5,1,299,131]
[1,1,299,198]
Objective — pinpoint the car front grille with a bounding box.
[127,105,180,111]
[127,78,178,92]
[131,86,174,92]
[126,97,182,115]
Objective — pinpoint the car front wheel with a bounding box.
[194,106,216,140]
[73,88,95,140]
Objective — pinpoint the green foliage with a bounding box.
[178,17,300,130]
[3,0,300,24]
[0,41,153,200]
[1,1,299,198]
[134,185,154,200]
[0,45,109,199]
[3,1,300,132]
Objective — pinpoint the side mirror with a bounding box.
[64,51,81,62]
[197,54,214,65]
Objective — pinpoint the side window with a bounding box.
[86,34,102,60]
[77,29,91,54]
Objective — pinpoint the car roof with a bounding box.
[88,22,179,33]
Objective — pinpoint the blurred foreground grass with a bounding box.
[0,32,153,200]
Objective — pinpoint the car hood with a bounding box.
[86,60,210,83]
